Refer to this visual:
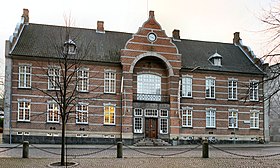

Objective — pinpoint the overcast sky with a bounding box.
[0,0,275,79]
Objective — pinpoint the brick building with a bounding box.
[4,9,266,144]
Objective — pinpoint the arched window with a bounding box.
[137,74,161,101]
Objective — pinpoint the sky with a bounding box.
[0,0,276,83]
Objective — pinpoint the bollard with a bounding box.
[22,141,29,158]
[117,141,123,158]
[202,140,209,158]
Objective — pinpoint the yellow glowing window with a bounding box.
[104,105,115,125]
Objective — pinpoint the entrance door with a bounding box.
[145,118,158,139]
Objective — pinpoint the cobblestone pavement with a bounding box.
[0,157,280,168]
[1,144,280,167]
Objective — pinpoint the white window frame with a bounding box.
[182,76,192,98]
[137,73,161,101]
[134,108,143,116]
[77,68,89,92]
[206,108,216,128]
[160,109,168,117]
[228,79,238,100]
[104,103,116,125]
[160,118,168,134]
[249,80,259,101]
[48,67,60,90]
[47,101,59,123]
[228,109,238,128]
[182,107,193,127]
[205,77,215,99]
[104,70,116,93]
[76,103,89,124]
[18,64,31,88]
[250,110,259,129]
[134,117,143,133]
[144,109,158,117]
[18,99,31,122]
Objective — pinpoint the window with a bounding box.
[206,77,215,99]
[47,102,59,123]
[182,107,192,127]
[160,118,168,134]
[134,108,143,116]
[206,108,216,128]
[18,65,31,88]
[160,109,168,117]
[64,39,76,54]
[104,104,115,125]
[18,99,30,121]
[249,80,259,101]
[144,109,158,117]
[250,110,259,129]
[134,117,143,133]
[104,71,116,93]
[137,74,161,101]
[76,103,88,124]
[48,67,60,90]
[228,109,238,128]
[77,69,89,92]
[209,52,222,66]
[228,79,238,100]
[182,76,192,97]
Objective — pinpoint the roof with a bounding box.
[10,23,263,74]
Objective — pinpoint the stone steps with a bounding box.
[134,138,171,146]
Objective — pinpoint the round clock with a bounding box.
[148,32,157,42]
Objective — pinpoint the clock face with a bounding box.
[148,32,157,42]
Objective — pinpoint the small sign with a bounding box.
[243,120,250,124]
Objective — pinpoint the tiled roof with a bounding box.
[11,23,263,74]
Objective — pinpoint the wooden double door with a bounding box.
[145,118,158,139]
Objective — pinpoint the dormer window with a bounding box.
[209,52,222,66]
[64,39,76,54]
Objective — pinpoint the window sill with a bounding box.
[182,96,193,99]
[78,91,89,93]
[205,98,216,100]
[18,87,31,90]
[103,124,116,126]
[205,127,216,129]
[76,122,88,125]
[46,122,60,124]
[104,92,116,95]
[182,126,193,128]
[228,99,238,101]
[228,127,238,130]
[17,120,30,123]
[249,100,259,102]
[250,128,260,130]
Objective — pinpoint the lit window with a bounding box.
[182,107,192,127]
[160,118,168,134]
[137,74,161,101]
[18,99,30,121]
[182,76,192,97]
[104,71,116,93]
[206,77,215,99]
[250,110,259,129]
[228,109,238,128]
[228,79,238,100]
[249,80,259,101]
[206,108,216,128]
[77,68,89,92]
[47,102,59,123]
[76,103,88,124]
[18,65,31,88]
[104,104,115,125]
[48,67,60,90]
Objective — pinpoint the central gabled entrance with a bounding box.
[145,118,158,138]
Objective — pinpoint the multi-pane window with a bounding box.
[18,99,30,121]
[77,69,89,92]
[160,118,168,134]
[134,108,143,133]
[249,80,259,101]
[48,67,60,90]
[104,104,115,125]
[160,109,168,117]
[206,78,215,98]
[206,108,216,128]
[18,65,31,88]
[137,74,161,101]
[182,76,192,97]
[144,109,158,117]
[76,103,88,124]
[182,107,192,127]
[47,102,59,123]
[228,109,238,128]
[228,79,237,100]
[104,71,116,93]
[250,110,259,129]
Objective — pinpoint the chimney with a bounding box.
[96,21,105,33]
[149,11,155,18]
[22,8,29,24]
[173,29,180,40]
[233,32,241,44]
